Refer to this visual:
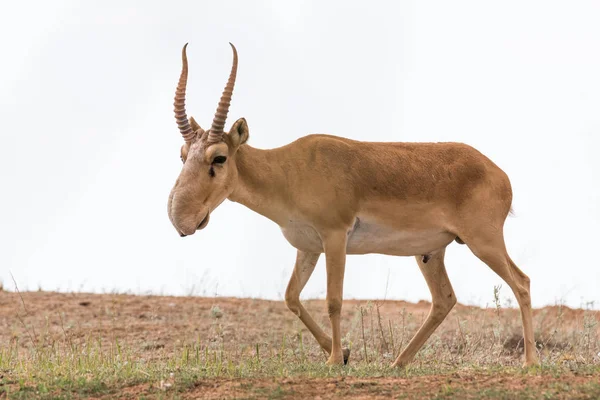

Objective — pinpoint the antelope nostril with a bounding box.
[180,233,187,237]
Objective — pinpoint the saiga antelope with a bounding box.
[167,43,539,368]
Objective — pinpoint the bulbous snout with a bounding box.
[177,213,210,237]
[167,187,210,237]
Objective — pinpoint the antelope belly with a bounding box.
[346,218,455,256]
[280,217,454,256]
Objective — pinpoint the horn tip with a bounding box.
[182,43,189,61]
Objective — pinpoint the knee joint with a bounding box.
[327,298,342,317]
[521,274,531,291]
[432,293,456,319]
[514,275,531,302]
[516,286,531,306]
[285,292,301,317]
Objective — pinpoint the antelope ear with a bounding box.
[228,118,249,149]
[189,116,203,134]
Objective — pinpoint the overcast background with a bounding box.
[1,1,599,309]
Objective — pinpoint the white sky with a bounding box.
[1,1,599,309]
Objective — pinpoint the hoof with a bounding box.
[343,348,351,365]
[326,357,345,366]
[326,349,348,366]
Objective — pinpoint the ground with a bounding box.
[0,291,598,399]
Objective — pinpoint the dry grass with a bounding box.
[0,289,598,399]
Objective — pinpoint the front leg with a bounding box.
[285,252,332,353]
[322,231,348,365]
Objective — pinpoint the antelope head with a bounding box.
[168,43,249,237]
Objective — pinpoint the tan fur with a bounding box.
[167,46,539,368]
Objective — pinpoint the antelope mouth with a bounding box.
[197,213,210,230]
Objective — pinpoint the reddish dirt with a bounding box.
[1,291,446,359]
[172,373,598,400]
[1,291,599,399]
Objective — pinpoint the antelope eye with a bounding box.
[212,156,227,164]
[180,155,184,163]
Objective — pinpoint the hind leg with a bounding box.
[391,248,456,367]
[463,231,539,367]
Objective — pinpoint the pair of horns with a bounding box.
[173,43,238,144]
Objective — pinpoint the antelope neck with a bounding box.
[228,144,290,226]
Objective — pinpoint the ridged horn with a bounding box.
[173,43,195,143]
[208,43,238,143]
